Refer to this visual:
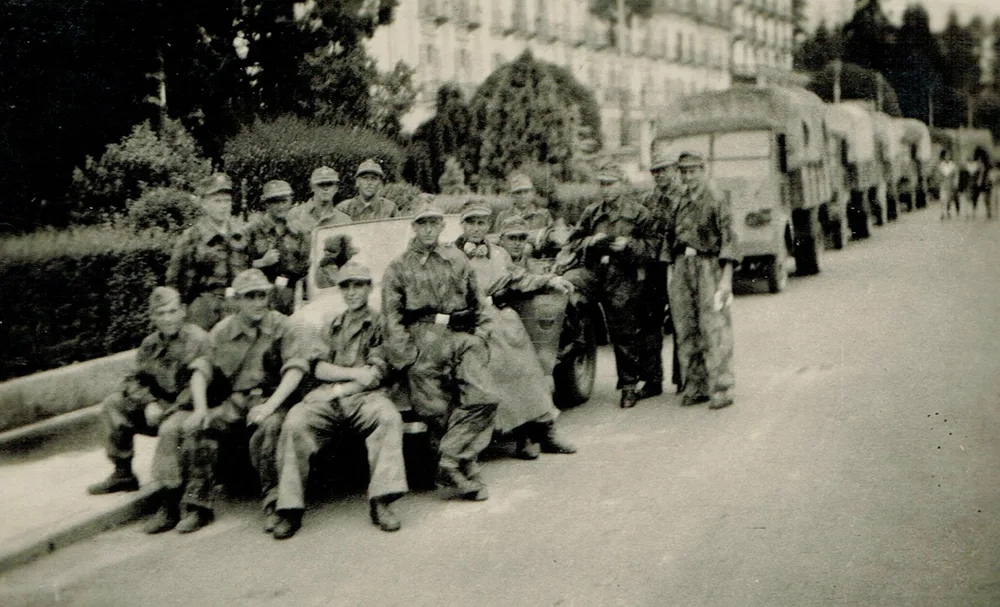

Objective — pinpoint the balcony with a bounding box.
[466,1,482,28]
[419,0,450,24]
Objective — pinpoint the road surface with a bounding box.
[1,208,998,606]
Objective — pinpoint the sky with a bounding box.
[809,0,1000,30]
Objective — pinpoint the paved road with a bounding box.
[2,208,998,607]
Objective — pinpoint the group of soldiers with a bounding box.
[85,151,736,540]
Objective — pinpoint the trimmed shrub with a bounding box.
[126,187,202,233]
[380,181,423,211]
[0,227,173,381]
[222,116,405,214]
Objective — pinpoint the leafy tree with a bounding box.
[794,21,844,73]
[405,84,473,193]
[808,62,902,117]
[889,5,946,124]
[365,62,418,140]
[438,157,472,195]
[841,0,893,74]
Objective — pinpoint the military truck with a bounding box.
[893,118,932,211]
[654,86,834,293]
[824,103,884,241]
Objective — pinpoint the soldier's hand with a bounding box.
[254,248,280,268]
[586,233,608,248]
[143,402,165,427]
[184,410,207,433]
[609,236,629,252]
[355,366,380,390]
[713,287,733,312]
[547,276,573,294]
[246,404,273,427]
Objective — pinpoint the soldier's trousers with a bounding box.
[150,411,215,510]
[99,392,160,462]
[667,256,734,406]
[564,263,661,389]
[406,324,499,468]
[199,395,286,512]
[276,388,408,511]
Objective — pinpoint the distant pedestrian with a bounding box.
[165,174,249,330]
[969,148,991,219]
[937,150,958,219]
[664,152,736,410]
[337,159,397,221]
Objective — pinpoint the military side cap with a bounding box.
[148,286,181,311]
[460,198,492,220]
[499,215,530,236]
[197,173,233,197]
[335,261,373,285]
[261,179,293,201]
[650,154,677,172]
[677,151,706,169]
[355,158,385,179]
[508,173,534,194]
[412,197,445,220]
[310,166,340,185]
[596,161,623,183]
[231,268,272,294]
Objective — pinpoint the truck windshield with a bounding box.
[714,131,771,159]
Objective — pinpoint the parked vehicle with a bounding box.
[654,86,835,293]
[893,118,932,211]
[824,103,883,244]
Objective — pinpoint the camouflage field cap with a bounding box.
[596,161,623,183]
[310,166,340,186]
[499,215,530,236]
[355,158,385,179]
[509,173,534,194]
[459,198,492,220]
[412,197,445,221]
[261,179,293,201]
[650,154,677,172]
[231,268,272,295]
[676,151,706,169]
[197,173,233,197]
[148,286,181,312]
[335,261,373,285]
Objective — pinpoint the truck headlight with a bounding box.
[745,209,773,227]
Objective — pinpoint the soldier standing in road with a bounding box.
[286,166,353,233]
[381,198,499,501]
[246,180,306,315]
[165,173,249,331]
[182,269,310,533]
[664,152,736,410]
[272,261,408,539]
[87,287,210,502]
[560,161,660,409]
[337,159,397,221]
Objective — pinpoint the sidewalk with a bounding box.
[0,415,160,572]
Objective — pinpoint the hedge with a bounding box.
[0,227,173,382]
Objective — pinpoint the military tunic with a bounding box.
[165,218,250,331]
[561,193,660,388]
[663,181,736,406]
[336,196,397,221]
[381,238,499,469]
[246,212,310,315]
[276,306,407,511]
[188,310,310,512]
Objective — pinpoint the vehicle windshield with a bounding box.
[713,130,771,159]
[711,158,774,210]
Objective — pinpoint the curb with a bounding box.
[0,405,102,451]
[0,482,163,574]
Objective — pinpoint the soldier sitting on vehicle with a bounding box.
[337,159,397,221]
[455,200,576,460]
[271,261,408,539]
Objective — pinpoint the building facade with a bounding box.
[366,0,792,168]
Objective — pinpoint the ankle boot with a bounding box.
[88,459,140,495]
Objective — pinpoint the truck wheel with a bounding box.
[829,215,848,250]
[554,316,597,408]
[765,254,789,293]
[792,208,821,276]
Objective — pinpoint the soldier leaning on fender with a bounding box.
[381,198,499,502]
[272,261,408,539]
[665,152,736,410]
[165,173,250,331]
[177,269,310,534]
[558,161,661,409]
[87,287,210,501]
[246,179,306,315]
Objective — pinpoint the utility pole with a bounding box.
[617,0,629,148]
[833,59,842,103]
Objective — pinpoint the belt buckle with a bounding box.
[434,313,450,326]
[684,246,697,257]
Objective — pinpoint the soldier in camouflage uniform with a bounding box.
[381,199,499,501]
[285,166,353,234]
[560,161,660,409]
[337,159,397,221]
[165,174,249,331]
[183,269,310,533]
[246,180,305,315]
[87,287,210,503]
[664,152,736,410]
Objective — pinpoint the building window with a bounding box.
[676,32,684,61]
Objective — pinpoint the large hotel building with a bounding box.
[367,0,796,169]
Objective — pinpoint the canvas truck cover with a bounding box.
[655,86,827,170]
[895,118,932,162]
[824,103,877,164]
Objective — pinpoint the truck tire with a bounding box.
[792,208,821,276]
[765,254,789,293]
[848,191,871,240]
[554,315,597,408]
